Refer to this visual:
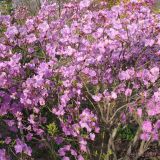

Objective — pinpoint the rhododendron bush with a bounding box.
[0,0,159,159]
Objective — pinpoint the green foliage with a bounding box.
[101,150,113,160]
[0,0,13,14]
[47,122,58,136]
[0,140,4,146]
[117,124,137,141]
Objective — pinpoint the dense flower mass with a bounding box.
[0,0,159,159]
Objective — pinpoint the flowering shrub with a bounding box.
[0,0,159,159]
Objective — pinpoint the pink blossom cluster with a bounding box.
[0,0,159,159]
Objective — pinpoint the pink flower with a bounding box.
[130,0,138,3]
[118,71,130,81]
[145,39,155,47]
[125,88,132,97]
[62,157,70,160]
[78,155,84,160]
[80,144,87,152]
[111,92,117,99]
[14,141,23,153]
[5,137,11,144]
[155,120,160,129]
[121,113,126,123]
[79,138,87,152]
[89,133,95,141]
[149,67,159,83]
[71,149,77,156]
[38,21,49,33]
[83,24,92,34]
[26,34,37,43]
[137,108,142,117]
[92,94,102,102]
[79,0,92,9]
[0,149,8,160]
[55,136,63,145]
[14,139,32,156]
[140,133,150,141]
[150,67,159,76]
[142,121,152,133]
[5,26,18,38]
[58,148,66,156]
[152,132,159,141]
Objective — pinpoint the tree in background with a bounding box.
[12,0,63,15]
[12,0,41,14]
[0,0,158,15]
